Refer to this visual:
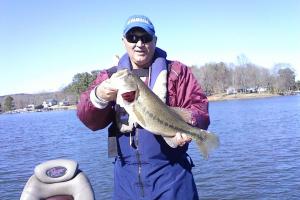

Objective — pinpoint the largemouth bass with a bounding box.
[109,69,219,159]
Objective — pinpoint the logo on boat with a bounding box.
[46,166,67,178]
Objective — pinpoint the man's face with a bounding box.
[123,28,157,69]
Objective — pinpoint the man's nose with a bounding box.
[136,39,144,47]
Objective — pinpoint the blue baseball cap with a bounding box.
[123,15,155,36]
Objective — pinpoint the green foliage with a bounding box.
[64,71,99,96]
[3,96,15,111]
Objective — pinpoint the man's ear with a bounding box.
[122,37,127,47]
[153,36,157,45]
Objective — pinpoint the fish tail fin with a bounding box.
[195,130,220,159]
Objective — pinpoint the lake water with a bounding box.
[0,95,299,200]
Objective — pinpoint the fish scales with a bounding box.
[132,73,208,140]
[135,99,207,142]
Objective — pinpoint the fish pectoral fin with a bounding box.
[169,107,192,123]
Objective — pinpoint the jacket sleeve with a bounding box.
[76,70,115,131]
[168,62,210,130]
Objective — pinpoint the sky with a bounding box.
[1,0,299,96]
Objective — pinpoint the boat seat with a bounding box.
[20,159,95,200]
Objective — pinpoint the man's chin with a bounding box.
[134,57,148,65]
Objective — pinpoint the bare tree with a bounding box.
[198,64,215,95]
[236,54,251,92]
[257,67,273,90]
[214,62,231,93]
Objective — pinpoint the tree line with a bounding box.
[0,92,77,112]
[0,70,100,111]
[191,61,298,95]
[1,58,299,112]
[62,59,298,98]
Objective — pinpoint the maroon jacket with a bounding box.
[77,61,210,131]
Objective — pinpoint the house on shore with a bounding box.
[25,104,35,111]
[42,99,58,108]
[226,87,237,95]
[59,100,70,106]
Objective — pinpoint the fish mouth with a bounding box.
[120,91,136,103]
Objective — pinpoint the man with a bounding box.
[77,15,210,200]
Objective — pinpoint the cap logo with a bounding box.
[123,15,155,36]
[127,17,151,25]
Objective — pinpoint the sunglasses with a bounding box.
[125,34,153,43]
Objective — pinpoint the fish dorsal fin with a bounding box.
[169,107,192,124]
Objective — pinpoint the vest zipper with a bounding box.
[135,128,145,197]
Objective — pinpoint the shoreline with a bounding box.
[1,92,294,114]
[207,92,280,102]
